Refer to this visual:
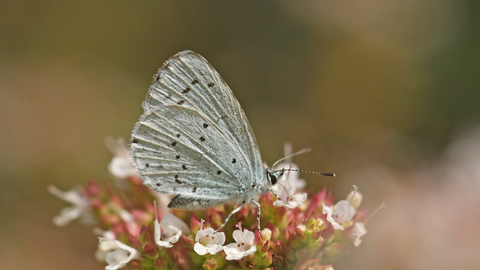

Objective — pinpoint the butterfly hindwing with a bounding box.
[132,51,265,209]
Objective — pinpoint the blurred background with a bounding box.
[1,0,480,269]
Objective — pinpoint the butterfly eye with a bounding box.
[270,173,277,185]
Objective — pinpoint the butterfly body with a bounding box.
[131,51,276,214]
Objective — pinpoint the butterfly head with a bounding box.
[266,168,284,186]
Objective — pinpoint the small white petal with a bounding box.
[224,229,256,260]
[273,200,287,207]
[291,193,307,202]
[160,214,191,235]
[224,243,244,260]
[105,249,130,269]
[203,228,215,237]
[154,219,161,244]
[53,206,82,226]
[49,185,93,226]
[346,190,363,209]
[285,201,303,209]
[154,214,190,248]
[333,200,355,224]
[243,245,257,257]
[194,228,225,256]
[102,240,139,270]
[213,232,226,246]
[163,227,182,244]
[194,242,208,255]
[350,222,367,247]
[323,203,344,230]
[95,240,118,262]
[195,229,206,242]
[207,244,224,255]
[243,230,255,245]
[155,240,174,248]
[232,230,244,244]
[48,185,83,204]
[108,156,138,179]
[98,240,119,252]
[105,137,138,179]
[273,192,306,209]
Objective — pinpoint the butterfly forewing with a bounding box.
[131,51,265,209]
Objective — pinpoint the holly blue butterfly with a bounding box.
[130,51,332,231]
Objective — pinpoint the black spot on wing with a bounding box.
[175,175,182,184]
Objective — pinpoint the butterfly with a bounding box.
[130,51,331,231]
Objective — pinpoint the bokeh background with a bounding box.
[1,1,480,269]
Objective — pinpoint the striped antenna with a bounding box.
[280,168,336,177]
[272,147,311,167]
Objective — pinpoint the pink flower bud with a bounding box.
[143,243,157,257]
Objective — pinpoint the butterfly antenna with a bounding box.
[282,168,336,177]
[283,142,293,163]
[272,147,311,167]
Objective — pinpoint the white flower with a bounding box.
[349,222,367,247]
[322,203,344,230]
[333,200,356,223]
[271,171,307,209]
[48,185,94,226]
[105,137,137,179]
[273,142,306,190]
[154,214,190,248]
[274,161,307,190]
[346,186,363,209]
[94,230,116,262]
[194,219,225,255]
[322,200,355,230]
[270,143,308,208]
[224,224,257,260]
[98,239,140,270]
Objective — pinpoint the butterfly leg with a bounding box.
[215,203,245,233]
[251,200,262,231]
[269,188,287,203]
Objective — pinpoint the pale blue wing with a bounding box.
[131,51,265,209]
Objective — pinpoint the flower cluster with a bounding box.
[49,140,370,269]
